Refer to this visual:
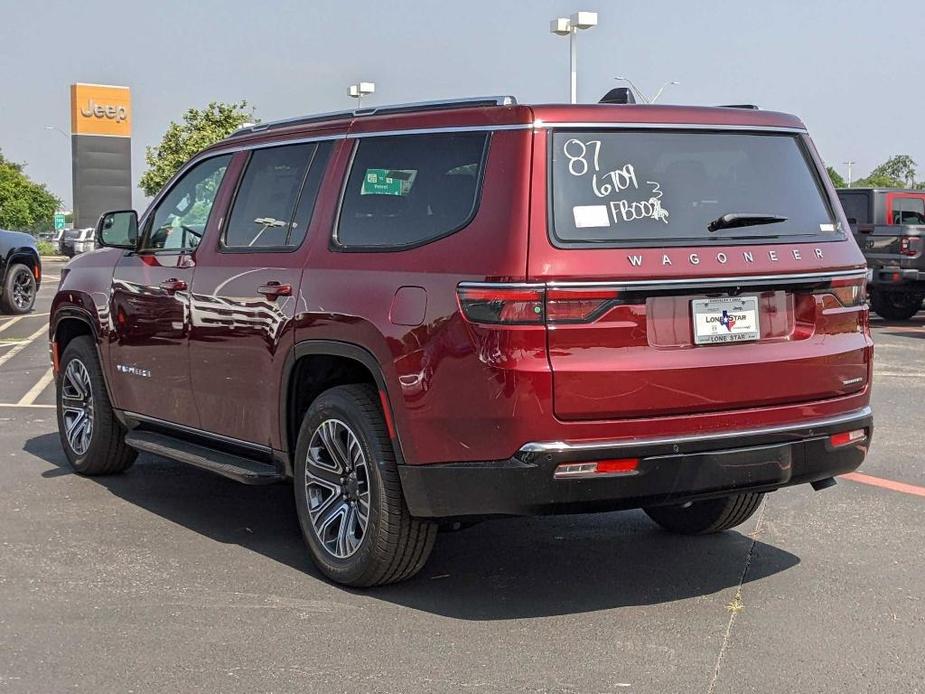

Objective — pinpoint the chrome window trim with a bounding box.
[534,121,808,134]
[520,406,872,454]
[458,269,867,293]
[122,411,272,454]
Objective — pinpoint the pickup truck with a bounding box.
[837,188,925,320]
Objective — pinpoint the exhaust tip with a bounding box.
[811,477,838,491]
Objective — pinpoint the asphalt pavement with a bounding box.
[0,260,922,693]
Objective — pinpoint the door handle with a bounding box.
[257,281,292,299]
[159,278,188,294]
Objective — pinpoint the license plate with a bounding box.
[692,296,760,345]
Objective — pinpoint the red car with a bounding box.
[51,96,873,586]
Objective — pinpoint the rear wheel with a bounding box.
[869,289,923,321]
[56,336,136,475]
[644,492,764,535]
[293,384,437,587]
[1,263,36,314]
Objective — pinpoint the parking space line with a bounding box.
[0,403,55,409]
[0,316,25,334]
[17,367,55,406]
[0,325,47,368]
[842,472,925,498]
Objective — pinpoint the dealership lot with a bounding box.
[0,261,922,693]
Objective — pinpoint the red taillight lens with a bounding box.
[545,288,620,323]
[899,237,921,256]
[829,429,866,448]
[456,286,545,325]
[818,278,867,307]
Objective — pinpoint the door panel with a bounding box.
[189,141,332,447]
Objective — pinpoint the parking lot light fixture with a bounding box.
[549,11,598,104]
[613,76,651,104]
[651,80,681,103]
[349,81,376,109]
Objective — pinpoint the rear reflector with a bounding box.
[829,429,866,448]
[554,458,639,479]
[456,286,545,325]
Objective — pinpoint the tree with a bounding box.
[854,154,918,189]
[0,150,61,232]
[826,166,846,188]
[139,101,256,196]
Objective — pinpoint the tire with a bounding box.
[1,263,37,314]
[293,384,437,587]
[644,492,764,535]
[869,289,923,321]
[56,336,136,475]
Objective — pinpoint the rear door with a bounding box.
[189,140,333,446]
[531,127,870,421]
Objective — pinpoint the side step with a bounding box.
[124,431,284,485]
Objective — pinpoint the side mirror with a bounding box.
[96,210,138,250]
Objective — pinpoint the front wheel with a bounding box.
[56,336,136,475]
[644,492,764,535]
[293,384,437,587]
[1,263,37,314]
[869,289,924,321]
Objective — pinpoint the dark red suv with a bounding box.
[51,97,873,586]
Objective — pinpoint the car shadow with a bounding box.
[26,432,800,621]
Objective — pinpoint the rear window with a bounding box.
[337,132,488,249]
[837,191,870,225]
[551,130,838,246]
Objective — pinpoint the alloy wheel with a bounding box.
[11,269,35,311]
[61,359,94,456]
[304,419,371,559]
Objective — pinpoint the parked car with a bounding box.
[59,227,95,257]
[837,188,925,320]
[50,96,873,587]
[0,229,41,314]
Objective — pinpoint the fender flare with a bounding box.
[279,339,406,468]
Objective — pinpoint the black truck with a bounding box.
[837,188,925,320]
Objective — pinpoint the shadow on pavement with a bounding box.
[26,432,800,621]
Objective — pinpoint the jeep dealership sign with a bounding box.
[70,83,132,228]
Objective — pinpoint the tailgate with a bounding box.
[546,273,870,420]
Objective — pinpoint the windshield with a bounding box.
[551,130,839,245]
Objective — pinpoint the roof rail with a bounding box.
[228,95,517,139]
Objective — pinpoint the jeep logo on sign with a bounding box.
[79,99,127,123]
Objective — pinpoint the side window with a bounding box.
[893,197,925,225]
[223,143,328,249]
[143,155,232,251]
[337,132,488,248]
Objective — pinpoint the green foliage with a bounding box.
[0,150,61,231]
[854,172,905,189]
[854,155,918,189]
[139,101,256,197]
[826,166,846,188]
[36,241,57,256]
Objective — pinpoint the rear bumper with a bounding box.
[399,407,872,518]
[870,266,925,288]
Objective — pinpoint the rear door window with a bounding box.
[336,132,488,249]
[223,143,329,250]
[551,130,838,246]
[891,196,925,225]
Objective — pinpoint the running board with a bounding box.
[124,431,284,485]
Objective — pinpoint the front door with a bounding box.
[108,154,233,427]
[189,142,332,446]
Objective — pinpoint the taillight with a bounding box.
[900,237,921,256]
[456,285,545,325]
[818,277,867,307]
[829,429,866,448]
[545,288,621,323]
[554,458,639,479]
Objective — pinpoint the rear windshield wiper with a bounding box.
[708,213,788,233]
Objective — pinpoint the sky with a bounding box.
[1,0,923,211]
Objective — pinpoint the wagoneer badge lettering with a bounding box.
[631,247,824,267]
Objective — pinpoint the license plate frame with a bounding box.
[692,295,761,345]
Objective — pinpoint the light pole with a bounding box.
[843,161,855,188]
[613,76,651,103]
[550,11,598,104]
[348,82,375,109]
